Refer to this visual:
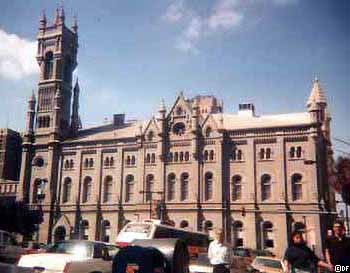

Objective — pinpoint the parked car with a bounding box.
[17,240,119,273]
[247,256,286,273]
[0,230,28,264]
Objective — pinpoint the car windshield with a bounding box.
[48,241,93,258]
[255,258,282,269]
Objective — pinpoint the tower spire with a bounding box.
[59,5,65,24]
[307,77,327,109]
[39,9,46,29]
[71,78,81,135]
[54,7,60,25]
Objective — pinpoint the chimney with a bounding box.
[238,103,255,117]
[113,114,125,126]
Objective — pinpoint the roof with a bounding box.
[212,112,312,130]
[307,78,327,107]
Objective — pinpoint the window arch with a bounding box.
[125,175,135,203]
[101,220,111,242]
[185,152,190,161]
[167,173,176,201]
[232,175,242,201]
[103,176,113,203]
[81,220,89,240]
[145,174,154,202]
[173,122,186,136]
[291,173,303,201]
[263,221,274,248]
[82,176,92,203]
[151,153,156,164]
[261,174,272,201]
[209,150,214,161]
[180,173,189,201]
[232,221,244,247]
[44,51,54,80]
[62,177,72,203]
[205,172,213,201]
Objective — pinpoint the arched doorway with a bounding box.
[54,226,66,243]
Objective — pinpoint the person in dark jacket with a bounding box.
[284,231,333,273]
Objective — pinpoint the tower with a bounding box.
[35,7,78,140]
[306,77,327,123]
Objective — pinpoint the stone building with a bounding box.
[0,128,22,201]
[17,9,336,258]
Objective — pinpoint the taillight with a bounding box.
[63,262,71,273]
[116,242,129,248]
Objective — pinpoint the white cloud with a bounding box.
[162,0,186,23]
[0,29,38,80]
[175,16,203,53]
[208,0,243,31]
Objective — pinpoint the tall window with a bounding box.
[263,221,274,248]
[205,172,213,201]
[232,175,242,201]
[204,150,209,161]
[81,220,89,240]
[167,173,176,201]
[82,177,92,203]
[232,221,244,247]
[89,158,94,168]
[289,147,295,158]
[104,157,110,167]
[84,158,89,169]
[266,148,271,159]
[103,176,113,203]
[180,173,189,201]
[62,177,72,203]
[209,150,215,161]
[296,146,302,158]
[125,175,135,202]
[101,220,111,242]
[32,179,45,204]
[180,152,184,161]
[291,173,303,201]
[261,174,272,201]
[185,152,190,161]
[44,51,54,79]
[174,152,179,162]
[151,153,156,163]
[145,174,154,202]
[146,154,151,164]
[260,148,265,160]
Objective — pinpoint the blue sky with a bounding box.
[0,0,349,155]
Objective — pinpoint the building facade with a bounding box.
[17,9,336,258]
[0,128,22,201]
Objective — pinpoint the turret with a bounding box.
[191,97,199,132]
[25,91,36,135]
[53,88,62,134]
[39,10,46,31]
[307,77,327,123]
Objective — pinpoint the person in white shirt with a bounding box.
[208,228,232,273]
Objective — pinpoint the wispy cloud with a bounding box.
[163,0,298,53]
[0,29,38,80]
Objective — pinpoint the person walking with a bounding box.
[325,220,350,268]
[208,228,232,273]
[284,231,333,273]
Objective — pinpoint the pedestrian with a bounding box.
[208,228,232,273]
[325,220,350,268]
[284,231,333,273]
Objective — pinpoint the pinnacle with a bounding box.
[307,77,327,107]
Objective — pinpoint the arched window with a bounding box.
[204,150,209,161]
[232,175,242,201]
[126,156,131,165]
[291,173,303,201]
[237,150,242,161]
[261,174,272,201]
[180,173,189,201]
[125,175,135,203]
[151,153,156,164]
[232,221,244,247]
[289,147,295,158]
[131,156,136,165]
[69,159,74,169]
[110,157,114,166]
[209,150,214,161]
[32,179,41,204]
[167,173,176,201]
[81,220,89,240]
[205,127,212,138]
[180,220,189,229]
[146,154,151,164]
[62,177,72,203]
[145,174,154,202]
[64,160,70,169]
[260,148,265,160]
[82,176,92,203]
[263,221,274,248]
[101,220,111,242]
[147,131,154,141]
[174,152,179,162]
[205,172,213,201]
[89,158,94,168]
[266,148,271,159]
[185,152,190,161]
[103,176,113,203]
[296,146,302,158]
[204,220,213,233]
[173,122,186,136]
[54,226,66,243]
[169,152,173,162]
[44,51,54,79]
[104,157,110,167]
[180,152,184,161]
[84,158,89,169]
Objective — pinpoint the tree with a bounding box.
[329,157,350,205]
[0,200,43,236]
